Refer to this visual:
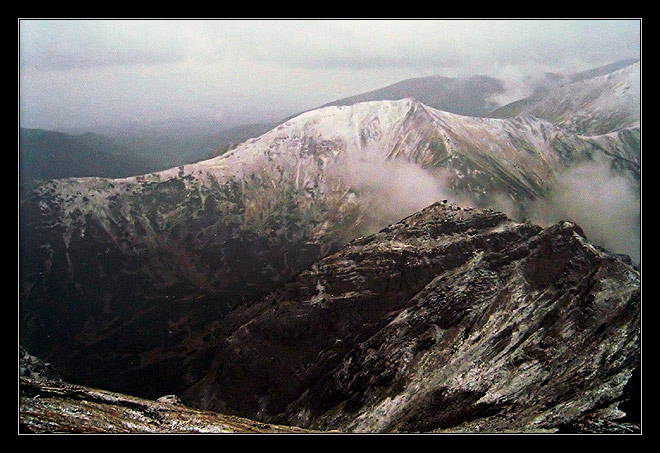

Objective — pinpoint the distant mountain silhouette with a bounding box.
[20,128,154,184]
[313,74,505,117]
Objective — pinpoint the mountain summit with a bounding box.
[317,74,505,117]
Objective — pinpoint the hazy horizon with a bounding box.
[19,19,640,134]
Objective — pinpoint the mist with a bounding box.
[527,160,641,264]
[334,147,454,234]
[334,144,640,264]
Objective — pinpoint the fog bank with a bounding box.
[528,160,640,264]
[335,148,455,234]
[336,150,640,264]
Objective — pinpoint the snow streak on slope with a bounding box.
[490,62,640,136]
[61,94,638,256]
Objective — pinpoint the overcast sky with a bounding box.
[19,19,641,132]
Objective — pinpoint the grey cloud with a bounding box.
[19,20,189,71]
[20,48,186,71]
[283,52,465,71]
[20,19,641,74]
[18,19,641,132]
[527,160,641,264]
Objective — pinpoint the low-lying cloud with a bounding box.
[334,148,454,234]
[527,160,640,264]
[335,149,640,264]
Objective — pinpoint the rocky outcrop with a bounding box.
[20,347,61,382]
[18,200,640,433]
[20,201,641,433]
[19,376,323,434]
[183,202,640,433]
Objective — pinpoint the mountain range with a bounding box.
[19,128,155,185]
[20,58,639,181]
[20,202,640,433]
[490,61,640,135]
[19,58,641,433]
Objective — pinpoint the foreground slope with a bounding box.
[19,376,322,434]
[184,202,640,433]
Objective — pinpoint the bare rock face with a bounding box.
[184,202,640,433]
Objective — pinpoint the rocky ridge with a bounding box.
[490,61,640,136]
[20,201,641,433]
[181,202,640,433]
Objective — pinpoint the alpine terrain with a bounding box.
[19,59,641,433]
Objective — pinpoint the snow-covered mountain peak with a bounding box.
[107,88,637,214]
[224,98,418,153]
[166,99,423,182]
[288,97,419,131]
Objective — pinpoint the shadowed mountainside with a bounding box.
[20,201,640,433]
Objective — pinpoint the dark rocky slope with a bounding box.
[19,346,62,382]
[18,201,640,433]
[18,172,340,400]
[182,202,640,433]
